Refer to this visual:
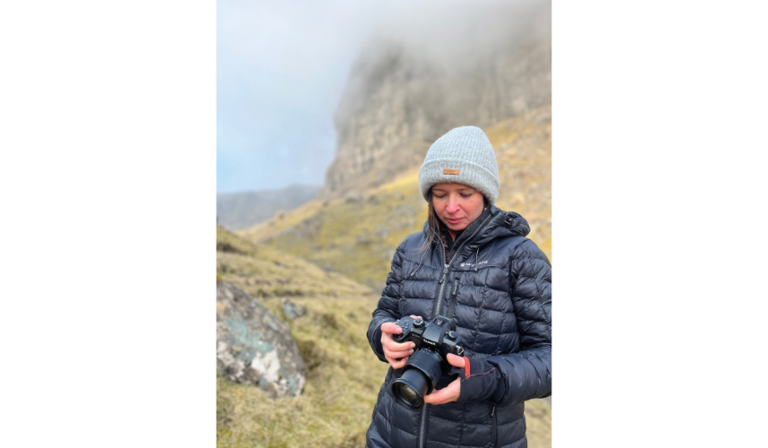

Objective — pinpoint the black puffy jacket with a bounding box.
[366,205,552,448]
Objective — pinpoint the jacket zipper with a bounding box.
[434,263,450,317]
[446,276,460,318]
[419,213,494,448]
[433,212,493,317]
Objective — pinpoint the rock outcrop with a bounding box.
[216,281,306,397]
[321,2,551,198]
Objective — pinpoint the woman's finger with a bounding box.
[386,346,414,359]
[384,345,413,355]
[384,348,414,359]
[380,322,403,335]
[423,377,461,405]
[388,357,409,369]
[446,353,466,368]
[382,337,416,352]
[383,341,415,354]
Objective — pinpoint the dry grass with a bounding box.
[488,105,552,260]
[218,227,391,447]
[217,227,372,299]
[239,107,552,288]
[217,295,390,448]
[224,109,553,447]
[239,169,427,292]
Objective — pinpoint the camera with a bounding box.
[390,315,465,408]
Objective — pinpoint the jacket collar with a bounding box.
[422,205,531,261]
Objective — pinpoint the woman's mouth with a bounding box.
[447,218,463,225]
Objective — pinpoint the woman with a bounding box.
[366,126,551,448]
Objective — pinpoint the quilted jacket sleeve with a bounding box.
[482,238,552,406]
[366,240,407,363]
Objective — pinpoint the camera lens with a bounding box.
[393,381,420,405]
[392,369,429,408]
[390,348,444,408]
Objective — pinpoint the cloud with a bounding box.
[216,0,550,193]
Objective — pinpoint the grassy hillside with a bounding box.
[490,105,552,258]
[217,227,387,447]
[239,169,427,292]
[217,226,372,298]
[217,227,551,448]
[229,108,552,447]
[240,105,551,290]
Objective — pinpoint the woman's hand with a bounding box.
[423,353,466,406]
[380,315,422,369]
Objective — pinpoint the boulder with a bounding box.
[280,298,305,320]
[216,281,306,397]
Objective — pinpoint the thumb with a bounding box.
[447,353,466,368]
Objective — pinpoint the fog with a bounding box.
[217,0,550,194]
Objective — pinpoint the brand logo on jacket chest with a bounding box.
[460,260,488,268]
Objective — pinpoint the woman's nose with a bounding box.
[446,198,460,214]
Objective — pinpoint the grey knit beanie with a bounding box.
[419,126,500,205]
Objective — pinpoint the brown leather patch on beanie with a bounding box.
[443,169,460,175]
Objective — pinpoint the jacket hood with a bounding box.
[422,205,530,261]
[467,204,529,242]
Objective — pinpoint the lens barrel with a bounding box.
[390,348,444,408]
[392,369,428,408]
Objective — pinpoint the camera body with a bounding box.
[390,315,465,408]
[392,315,465,358]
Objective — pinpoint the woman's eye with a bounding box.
[434,195,446,199]
[461,193,472,198]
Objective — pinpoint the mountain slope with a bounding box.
[217,226,371,298]
[217,226,550,448]
[240,106,551,291]
[323,2,551,199]
[217,227,386,447]
[217,184,319,231]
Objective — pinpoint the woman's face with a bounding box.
[431,182,485,232]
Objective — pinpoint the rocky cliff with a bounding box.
[320,2,551,198]
[229,3,553,445]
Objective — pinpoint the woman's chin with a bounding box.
[445,220,467,230]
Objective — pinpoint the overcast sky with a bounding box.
[217,0,402,193]
[217,0,545,194]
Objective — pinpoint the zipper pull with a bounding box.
[491,405,496,417]
[451,278,460,296]
[439,266,449,284]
